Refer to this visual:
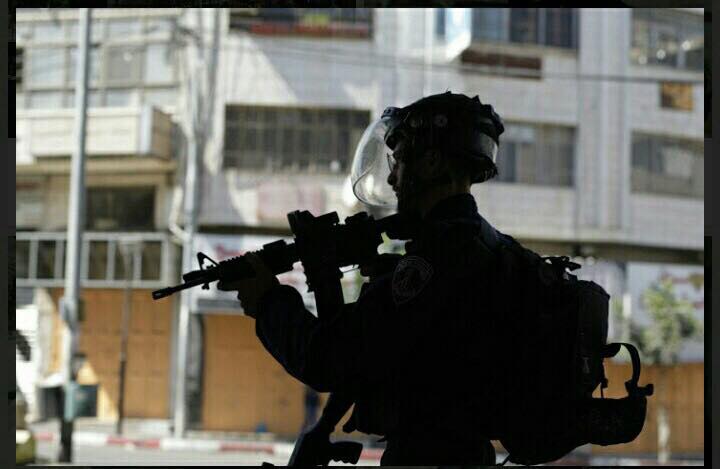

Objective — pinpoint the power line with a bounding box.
[18,38,703,86]
[218,40,705,85]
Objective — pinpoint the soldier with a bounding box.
[219,91,507,465]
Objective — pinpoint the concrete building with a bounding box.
[15,8,185,424]
[15,7,704,454]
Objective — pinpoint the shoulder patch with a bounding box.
[392,255,434,305]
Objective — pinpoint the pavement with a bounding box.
[29,417,384,465]
[28,418,705,466]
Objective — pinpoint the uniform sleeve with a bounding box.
[254,284,365,393]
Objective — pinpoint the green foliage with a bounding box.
[628,278,703,366]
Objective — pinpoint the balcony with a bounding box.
[15,231,176,289]
[16,106,174,163]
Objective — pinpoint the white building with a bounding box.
[15,7,704,435]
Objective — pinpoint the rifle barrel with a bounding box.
[152,277,210,300]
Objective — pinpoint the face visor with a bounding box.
[350,114,398,210]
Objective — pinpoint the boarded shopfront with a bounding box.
[202,313,307,435]
[49,288,173,420]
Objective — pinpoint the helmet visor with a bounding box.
[350,118,397,210]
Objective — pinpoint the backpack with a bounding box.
[488,233,654,466]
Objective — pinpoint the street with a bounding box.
[32,440,380,466]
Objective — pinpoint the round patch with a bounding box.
[392,255,434,305]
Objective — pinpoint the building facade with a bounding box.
[15,7,704,454]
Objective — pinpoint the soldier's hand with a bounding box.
[217,253,279,319]
[359,253,403,278]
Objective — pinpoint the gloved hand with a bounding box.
[217,253,279,319]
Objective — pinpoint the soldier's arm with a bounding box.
[254,284,365,393]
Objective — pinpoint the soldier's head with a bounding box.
[351,91,504,217]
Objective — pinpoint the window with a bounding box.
[472,9,506,42]
[18,15,179,110]
[36,240,57,279]
[88,240,109,280]
[28,48,65,86]
[631,134,703,198]
[16,240,30,279]
[631,9,703,71]
[144,43,174,83]
[106,46,142,84]
[28,91,63,109]
[15,235,167,286]
[544,8,574,48]
[33,21,65,42]
[436,8,446,39]
[229,8,372,38]
[68,46,101,86]
[141,242,162,281]
[492,123,575,187]
[86,187,155,231]
[660,82,693,111]
[224,106,371,173]
[510,9,538,44]
[471,8,577,49]
[105,88,135,107]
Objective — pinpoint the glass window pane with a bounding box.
[69,46,101,86]
[66,20,77,40]
[263,128,276,154]
[114,243,132,281]
[660,143,694,179]
[36,241,56,279]
[472,8,505,42]
[436,8,446,38]
[33,21,65,42]
[16,240,30,279]
[87,187,155,231]
[352,111,369,128]
[545,9,573,48]
[496,143,517,182]
[105,89,134,107]
[88,241,109,280]
[106,47,142,84]
[632,135,651,169]
[144,88,177,107]
[510,9,538,44]
[144,43,175,83]
[91,19,105,42]
[141,242,162,281]
[16,22,33,41]
[652,29,679,67]
[88,90,102,108]
[28,91,63,109]
[29,48,65,86]
[107,19,142,39]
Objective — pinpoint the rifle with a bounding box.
[153,209,416,466]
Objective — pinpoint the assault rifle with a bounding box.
[152,209,416,466]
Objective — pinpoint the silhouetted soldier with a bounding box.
[219,91,507,465]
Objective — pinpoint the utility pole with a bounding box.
[173,8,220,438]
[59,8,91,463]
[116,240,136,435]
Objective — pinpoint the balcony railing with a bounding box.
[15,231,176,289]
